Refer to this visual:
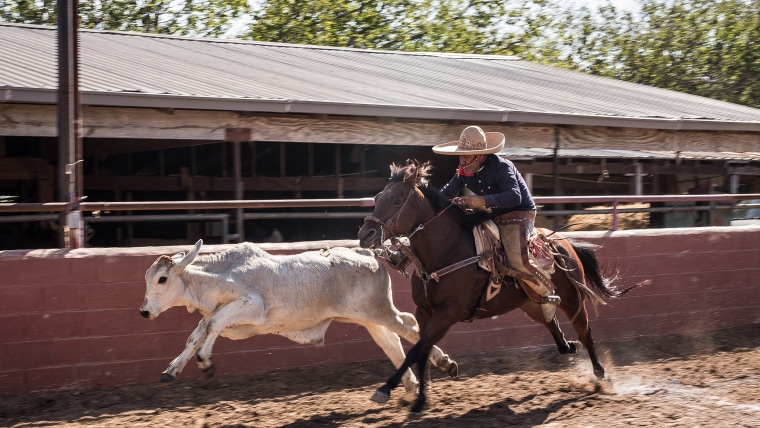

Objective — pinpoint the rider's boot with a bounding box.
[538,288,561,323]
[496,213,560,323]
[521,265,560,322]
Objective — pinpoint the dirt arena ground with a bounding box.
[1,324,758,427]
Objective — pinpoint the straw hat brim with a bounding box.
[432,132,505,155]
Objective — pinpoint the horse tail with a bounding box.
[571,240,638,299]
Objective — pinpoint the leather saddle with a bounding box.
[472,220,558,302]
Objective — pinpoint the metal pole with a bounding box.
[57,0,84,248]
[552,126,560,230]
[225,128,250,243]
[233,140,244,242]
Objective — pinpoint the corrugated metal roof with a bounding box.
[2,23,760,131]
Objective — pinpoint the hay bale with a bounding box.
[566,203,650,231]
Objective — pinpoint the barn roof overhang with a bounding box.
[4,86,760,133]
[501,148,760,162]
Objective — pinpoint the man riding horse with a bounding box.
[432,125,560,322]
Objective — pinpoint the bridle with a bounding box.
[363,181,418,238]
[363,181,479,287]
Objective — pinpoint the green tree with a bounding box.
[243,0,552,55]
[540,0,760,108]
[0,0,57,24]
[0,0,251,37]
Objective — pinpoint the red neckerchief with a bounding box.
[455,166,474,177]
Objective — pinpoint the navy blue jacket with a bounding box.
[440,154,536,217]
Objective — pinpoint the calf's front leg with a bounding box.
[194,294,270,376]
[160,318,209,384]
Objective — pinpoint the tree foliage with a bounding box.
[540,0,760,108]
[0,0,252,37]
[243,0,551,55]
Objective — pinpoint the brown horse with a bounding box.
[357,160,636,414]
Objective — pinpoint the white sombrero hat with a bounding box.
[433,125,505,155]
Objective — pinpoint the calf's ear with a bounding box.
[176,239,203,270]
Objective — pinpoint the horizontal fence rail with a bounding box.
[1,194,760,248]
[3,194,759,213]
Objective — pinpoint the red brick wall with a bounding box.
[1,227,758,395]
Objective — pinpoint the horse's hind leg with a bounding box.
[554,297,605,378]
[520,302,578,355]
[522,300,605,378]
[569,309,606,378]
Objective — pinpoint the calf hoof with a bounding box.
[402,378,419,394]
[202,364,216,380]
[447,361,459,378]
[158,373,175,386]
[370,388,390,404]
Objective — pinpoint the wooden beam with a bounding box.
[515,162,727,176]
[83,175,388,193]
[2,104,759,153]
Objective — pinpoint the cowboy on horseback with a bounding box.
[433,125,560,322]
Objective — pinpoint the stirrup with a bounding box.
[540,294,561,305]
[541,302,557,322]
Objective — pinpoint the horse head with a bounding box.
[358,159,433,248]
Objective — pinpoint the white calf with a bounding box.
[139,239,457,392]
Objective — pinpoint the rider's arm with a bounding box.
[483,161,524,211]
[440,175,463,200]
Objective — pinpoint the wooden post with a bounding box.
[57,0,84,248]
[225,128,251,243]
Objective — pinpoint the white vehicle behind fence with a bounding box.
[731,200,760,226]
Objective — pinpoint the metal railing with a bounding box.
[1,194,759,248]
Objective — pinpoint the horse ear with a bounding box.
[420,161,432,177]
[402,159,419,183]
[404,166,417,183]
[175,239,203,270]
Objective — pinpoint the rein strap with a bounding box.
[397,240,490,283]
[428,254,487,282]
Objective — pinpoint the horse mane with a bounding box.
[392,159,491,227]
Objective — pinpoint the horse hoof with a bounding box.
[593,367,606,379]
[202,364,216,379]
[447,361,459,378]
[407,410,423,420]
[370,389,390,404]
[158,373,175,385]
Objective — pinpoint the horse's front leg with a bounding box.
[411,343,432,414]
[372,311,456,415]
[371,340,423,403]
[160,318,209,384]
